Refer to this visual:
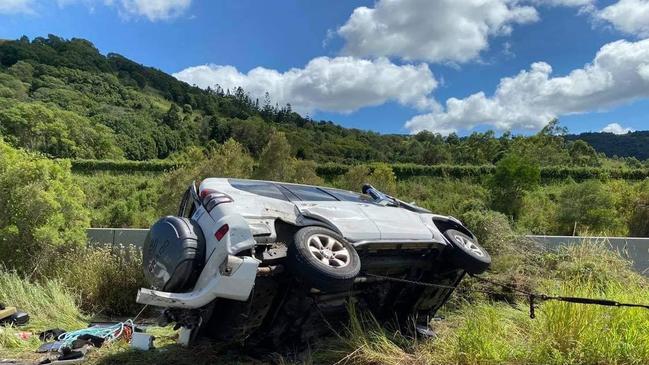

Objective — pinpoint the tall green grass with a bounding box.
[340,243,649,365]
[0,270,86,357]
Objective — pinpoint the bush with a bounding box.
[70,159,181,172]
[367,163,397,195]
[394,177,488,217]
[254,131,295,182]
[0,140,90,273]
[159,138,255,215]
[629,180,649,237]
[74,173,161,228]
[518,187,560,234]
[489,154,541,218]
[629,195,649,237]
[556,180,624,235]
[43,244,146,315]
[461,210,541,272]
[337,165,371,191]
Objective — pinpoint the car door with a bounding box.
[279,184,381,242]
[356,203,434,241]
[320,187,433,241]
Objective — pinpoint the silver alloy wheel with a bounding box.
[454,234,485,257]
[307,233,350,268]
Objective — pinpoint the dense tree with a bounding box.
[254,131,295,182]
[556,180,623,235]
[0,139,89,273]
[0,36,641,166]
[489,154,541,218]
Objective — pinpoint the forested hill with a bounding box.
[0,35,645,166]
[566,131,649,161]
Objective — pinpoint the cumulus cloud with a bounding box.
[0,0,34,14]
[337,0,539,63]
[173,57,438,114]
[601,122,634,134]
[113,0,191,21]
[58,0,191,21]
[405,38,649,135]
[533,0,593,7]
[597,0,649,37]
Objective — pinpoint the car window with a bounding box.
[229,179,289,201]
[322,188,373,203]
[281,184,338,201]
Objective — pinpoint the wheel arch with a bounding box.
[274,217,344,245]
[432,217,476,241]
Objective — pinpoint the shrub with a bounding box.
[629,180,649,237]
[0,140,89,273]
[254,131,295,181]
[556,180,624,235]
[394,177,488,217]
[367,163,397,195]
[253,131,322,185]
[337,165,370,191]
[629,195,649,237]
[489,153,541,218]
[43,244,146,315]
[518,187,560,234]
[74,173,161,228]
[459,210,543,302]
[159,138,254,215]
[291,159,324,185]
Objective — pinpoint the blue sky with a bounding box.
[1,0,648,136]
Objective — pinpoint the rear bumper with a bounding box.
[136,255,259,309]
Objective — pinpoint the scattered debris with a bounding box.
[130,332,154,351]
[0,304,29,327]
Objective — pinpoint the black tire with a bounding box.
[444,229,491,274]
[287,226,360,292]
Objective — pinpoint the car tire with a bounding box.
[444,229,491,274]
[287,226,360,292]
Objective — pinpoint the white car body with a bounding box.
[137,178,460,309]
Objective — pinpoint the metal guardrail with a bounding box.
[87,229,649,275]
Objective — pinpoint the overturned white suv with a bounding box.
[137,179,490,346]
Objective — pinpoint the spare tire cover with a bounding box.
[143,216,205,292]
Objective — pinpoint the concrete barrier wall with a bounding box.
[87,229,649,275]
[526,235,649,275]
[87,228,149,248]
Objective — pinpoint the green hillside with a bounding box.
[1,34,644,168]
[567,131,649,161]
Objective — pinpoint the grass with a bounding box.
[0,270,87,359]
[2,235,649,364]
[337,242,649,365]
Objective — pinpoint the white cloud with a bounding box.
[337,0,539,63]
[534,0,593,7]
[601,122,634,134]
[114,0,191,21]
[597,0,649,37]
[0,0,34,14]
[173,57,437,114]
[58,0,191,21]
[405,38,649,135]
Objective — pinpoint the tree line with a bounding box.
[0,35,646,168]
